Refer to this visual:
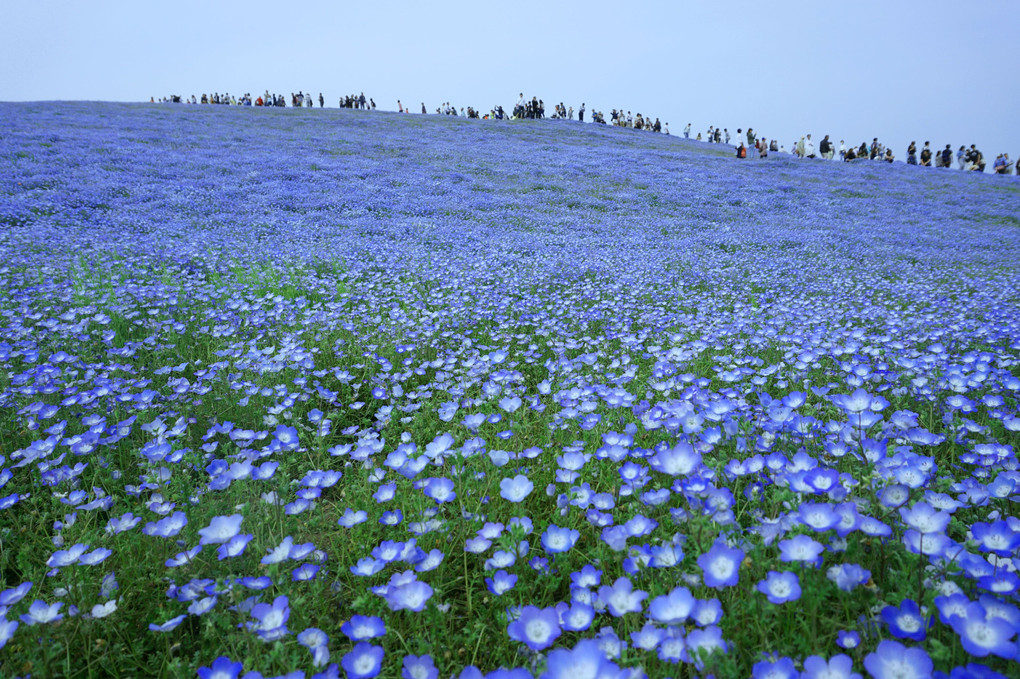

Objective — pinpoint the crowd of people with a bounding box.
[153,89,1014,174]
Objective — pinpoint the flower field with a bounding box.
[0,102,1019,678]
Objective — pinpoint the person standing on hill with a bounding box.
[804,134,816,159]
[684,123,691,138]
[907,141,918,165]
[939,145,952,168]
[579,103,585,122]
[920,142,932,167]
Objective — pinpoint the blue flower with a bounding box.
[338,508,369,527]
[541,525,580,554]
[802,654,861,679]
[499,474,534,503]
[384,579,433,612]
[19,600,64,625]
[880,599,931,642]
[697,540,744,588]
[752,655,798,679]
[648,585,695,624]
[757,571,802,604]
[507,605,561,651]
[341,615,386,641]
[863,640,932,679]
[540,639,618,679]
[778,534,825,566]
[947,601,1018,658]
[246,595,290,642]
[198,514,243,545]
[649,442,702,476]
[827,563,871,592]
[422,477,456,503]
[485,570,518,596]
[341,642,384,679]
[596,576,647,616]
[197,656,243,679]
[401,654,438,679]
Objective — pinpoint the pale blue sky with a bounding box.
[3,0,1018,163]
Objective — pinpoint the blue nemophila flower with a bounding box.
[570,564,602,588]
[142,510,188,538]
[373,483,396,503]
[342,642,384,679]
[801,655,861,679]
[149,613,187,632]
[338,508,369,527]
[298,627,330,668]
[0,618,18,650]
[863,640,932,679]
[188,596,217,616]
[499,474,534,503]
[698,540,744,588]
[485,569,517,596]
[798,502,840,532]
[752,655,798,679]
[105,512,141,535]
[217,534,253,560]
[559,601,595,632]
[827,563,871,592]
[831,388,886,416]
[401,654,438,679]
[649,442,702,476]
[507,605,561,651]
[947,601,1018,658]
[246,595,290,642]
[648,585,696,624]
[292,563,320,581]
[90,598,117,619]
[757,571,802,604]
[878,484,910,509]
[779,535,825,566]
[880,599,930,642]
[597,576,647,616]
[541,525,580,554]
[836,630,861,649]
[692,597,724,626]
[899,502,951,534]
[341,615,386,641]
[657,627,686,664]
[384,578,433,612]
[422,477,456,503]
[630,622,666,651]
[198,514,243,545]
[20,600,64,625]
[197,656,243,679]
[47,543,88,568]
[351,557,385,577]
[166,544,202,568]
[970,520,1020,555]
[0,582,32,606]
[686,625,729,670]
[541,638,619,679]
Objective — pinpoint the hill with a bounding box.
[0,102,1019,678]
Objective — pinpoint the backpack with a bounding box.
[737,146,746,159]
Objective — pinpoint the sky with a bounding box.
[2,0,1019,164]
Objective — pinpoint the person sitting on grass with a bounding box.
[884,148,895,163]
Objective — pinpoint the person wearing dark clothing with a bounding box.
[907,141,917,165]
[579,103,585,122]
[920,142,932,167]
[820,136,832,159]
[939,145,952,168]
